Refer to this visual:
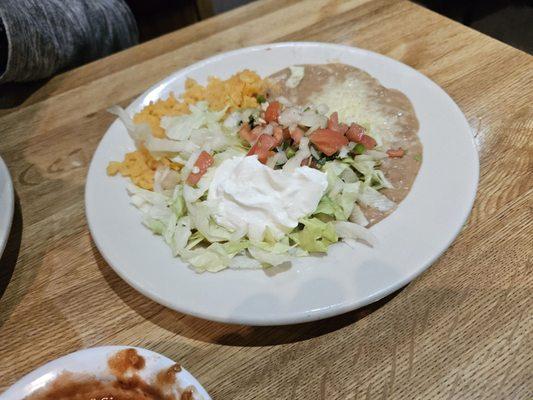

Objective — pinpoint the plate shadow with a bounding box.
[91,242,404,347]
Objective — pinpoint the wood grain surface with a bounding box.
[0,0,532,398]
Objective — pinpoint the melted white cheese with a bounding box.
[207,155,327,242]
[310,76,401,145]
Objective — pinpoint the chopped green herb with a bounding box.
[304,106,311,111]
[414,154,422,162]
[354,143,366,155]
[316,154,336,167]
[286,147,296,159]
[256,94,266,103]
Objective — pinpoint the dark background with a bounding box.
[126,0,532,53]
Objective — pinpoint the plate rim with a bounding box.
[0,155,14,259]
[0,345,211,400]
[85,42,479,325]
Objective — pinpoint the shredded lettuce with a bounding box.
[108,106,151,144]
[213,148,247,166]
[170,216,192,255]
[181,243,231,273]
[186,231,205,249]
[161,102,227,139]
[161,114,203,141]
[183,169,213,202]
[146,137,200,154]
[187,201,238,242]
[340,166,358,183]
[229,255,262,269]
[254,237,292,253]
[142,217,165,235]
[350,157,376,186]
[223,111,243,129]
[162,212,178,244]
[170,186,186,217]
[127,183,168,206]
[337,182,360,219]
[248,246,292,266]
[180,238,251,272]
[373,170,394,189]
[314,195,344,220]
[321,162,363,220]
[222,240,250,256]
[334,221,377,246]
[349,155,394,190]
[290,218,338,253]
[358,185,395,212]
[349,204,369,227]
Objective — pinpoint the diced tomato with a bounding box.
[273,125,284,146]
[327,112,340,131]
[247,134,278,163]
[310,129,349,156]
[327,112,349,134]
[360,134,377,149]
[290,126,305,145]
[265,101,281,123]
[337,123,349,134]
[345,123,376,149]
[257,134,278,150]
[345,123,366,143]
[387,148,405,158]
[187,151,214,185]
[239,122,259,144]
[251,125,264,138]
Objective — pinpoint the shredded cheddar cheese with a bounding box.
[107,147,181,190]
[108,70,268,190]
[133,94,189,138]
[182,70,267,112]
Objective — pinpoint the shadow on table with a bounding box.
[0,194,23,320]
[92,242,404,346]
[212,288,403,346]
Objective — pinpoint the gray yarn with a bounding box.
[0,0,138,83]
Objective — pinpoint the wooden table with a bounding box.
[1,0,531,398]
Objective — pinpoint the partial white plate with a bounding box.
[0,346,210,400]
[0,155,14,259]
[86,42,479,325]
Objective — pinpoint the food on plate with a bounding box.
[24,349,201,400]
[268,64,422,224]
[107,65,422,272]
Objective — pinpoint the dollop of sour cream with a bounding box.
[207,155,328,242]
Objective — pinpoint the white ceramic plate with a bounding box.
[86,42,478,325]
[0,155,14,259]
[0,346,210,400]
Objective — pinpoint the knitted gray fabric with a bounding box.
[0,0,138,83]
